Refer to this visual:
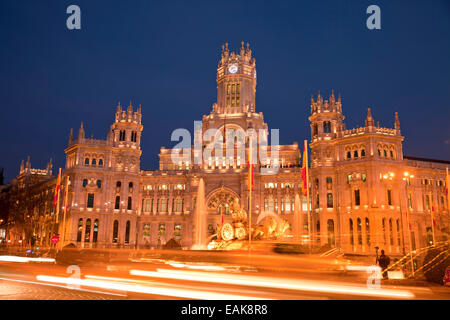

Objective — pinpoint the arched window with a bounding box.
[85,219,91,243]
[174,224,182,240]
[96,180,101,188]
[323,121,331,133]
[82,179,88,187]
[93,219,99,243]
[116,181,121,188]
[125,221,130,244]
[347,151,351,159]
[98,159,103,166]
[84,158,89,165]
[129,182,133,189]
[361,149,366,157]
[112,220,119,243]
[354,150,359,158]
[365,218,370,247]
[327,219,335,246]
[383,149,387,157]
[77,219,83,242]
[92,159,96,165]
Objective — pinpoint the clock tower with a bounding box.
[216,42,256,114]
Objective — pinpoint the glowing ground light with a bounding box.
[0,256,55,263]
[36,275,268,300]
[130,269,415,299]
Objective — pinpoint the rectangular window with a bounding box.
[115,196,120,209]
[327,193,333,208]
[174,224,182,240]
[127,197,132,210]
[144,199,152,213]
[87,193,94,208]
[387,189,392,206]
[354,189,360,206]
[408,194,412,209]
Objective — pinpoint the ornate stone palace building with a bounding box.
[2,43,449,256]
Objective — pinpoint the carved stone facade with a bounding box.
[5,44,449,256]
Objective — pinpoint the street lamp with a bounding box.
[402,171,415,277]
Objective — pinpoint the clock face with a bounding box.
[228,64,238,74]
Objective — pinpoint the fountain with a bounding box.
[294,193,303,242]
[208,198,291,250]
[192,178,207,250]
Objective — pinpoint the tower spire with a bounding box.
[365,107,374,127]
[395,112,400,130]
[78,122,85,140]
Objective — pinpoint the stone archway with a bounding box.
[206,187,240,215]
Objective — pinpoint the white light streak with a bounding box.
[130,269,415,299]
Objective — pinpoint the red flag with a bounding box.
[301,145,308,196]
[53,168,61,207]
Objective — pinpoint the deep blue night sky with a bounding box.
[0,0,449,182]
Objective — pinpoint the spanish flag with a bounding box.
[53,168,61,207]
[301,145,308,196]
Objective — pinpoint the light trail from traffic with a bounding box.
[130,268,415,299]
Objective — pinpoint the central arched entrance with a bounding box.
[206,187,239,215]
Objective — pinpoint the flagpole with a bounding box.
[446,167,450,221]
[60,176,69,250]
[304,140,311,254]
[248,137,252,254]
[430,193,436,246]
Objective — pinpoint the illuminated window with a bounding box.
[85,219,91,242]
[327,193,333,208]
[93,219,99,243]
[77,219,83,242]
[112,220,119,243]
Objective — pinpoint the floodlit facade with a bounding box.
[3,43,449,256]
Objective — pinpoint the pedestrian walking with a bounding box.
[377,249,391,279]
